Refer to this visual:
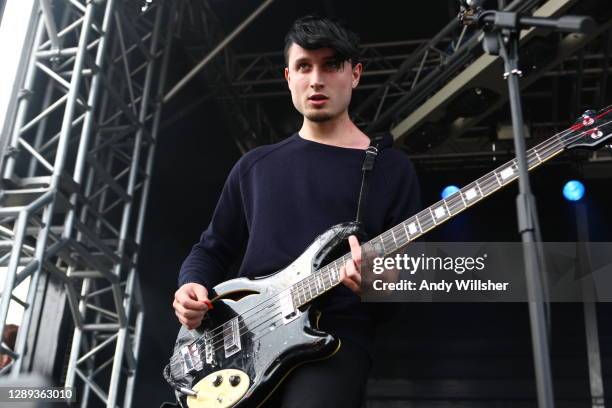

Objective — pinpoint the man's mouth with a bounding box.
[308,94,329,106]
[308,94,329,101]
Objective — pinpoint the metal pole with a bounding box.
[123,4,176,403]
[575,202,605,408]
[3,15,46,181]
[107,2,164,406]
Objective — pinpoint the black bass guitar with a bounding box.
[164,107,612,408]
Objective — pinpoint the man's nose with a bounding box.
[309,67,324,90]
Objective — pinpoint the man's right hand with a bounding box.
[173,283,212,330]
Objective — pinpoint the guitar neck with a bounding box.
[289,128,577,308]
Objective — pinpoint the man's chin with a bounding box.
[304,111,334,123]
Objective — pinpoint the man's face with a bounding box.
[284,44,362,123]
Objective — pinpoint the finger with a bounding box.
[343,275,361,294]
[174,299,207,319]
[176,292,208,311]
[180,307,205,320]
[176,310,202,330]
[175,310,189,327]
[190,284,209,302]
[340,263,361,294]
[348,235,362,266]
[186,284,213,310]
[345,259,362,286]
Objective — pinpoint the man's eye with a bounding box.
[326,61,342,70]
[297,63,309,70]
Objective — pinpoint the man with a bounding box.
[173,16,420,407]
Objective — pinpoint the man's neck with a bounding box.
[298,112,370,149]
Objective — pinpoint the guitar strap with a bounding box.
[355,134,384,224]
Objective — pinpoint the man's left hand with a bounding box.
[340,235,362,295]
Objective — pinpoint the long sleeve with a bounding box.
[178,162,248,290]
[384,157,421,229]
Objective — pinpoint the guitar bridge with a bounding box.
[180,341,204,375]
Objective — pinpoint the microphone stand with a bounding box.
[458,7,596,408]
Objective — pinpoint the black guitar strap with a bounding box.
[355,134,384,223]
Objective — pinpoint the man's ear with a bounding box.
[284,67,290,86]
[352,62,363,85]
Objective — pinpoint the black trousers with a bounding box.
[262,339,372,408]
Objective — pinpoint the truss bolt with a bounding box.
[5,146,20,158]
[18,89,33,100]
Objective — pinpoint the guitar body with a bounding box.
[166,222,362,408]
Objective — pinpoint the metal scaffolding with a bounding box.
[0,0,176,406]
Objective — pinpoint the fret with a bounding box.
[294,282,304,306]
[319,271,327,291]
[402,221,411,240]
[428,207,437,225]
[290,287,298,308]
[534,149,542,164]
[415,214,423,233]
[526,152,539,168]
[424,210,435,230]
[331,265,337,284]
[384,232,395,252]
[458,190,467,208]
[443,199,452,216]
[482,175,497,195]
[390,228,398,248]
[293,288,302,306]
[299,279,308,303]
[324,270,331,289]
[448,193,463,214]
[394,225,408,246]
[493,170,503,186]
[483,175,499,196]
[307,278,313,300]
[378,235,387,254]
[306,275,317,299]
[476,181,484,198]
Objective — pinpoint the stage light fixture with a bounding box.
[562,180,585,202]
[441,185,460,199]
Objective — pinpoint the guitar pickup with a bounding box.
[223,318,242,358]
[280,291,300,324]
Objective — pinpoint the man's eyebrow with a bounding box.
[292,55,338,65]
[293,57,310,65]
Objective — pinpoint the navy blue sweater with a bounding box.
[179,132,421,353]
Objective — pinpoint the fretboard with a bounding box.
[290,129,571,308]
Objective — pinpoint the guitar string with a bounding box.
[168,115,611,369]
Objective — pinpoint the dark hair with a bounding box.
[284,15,361,66]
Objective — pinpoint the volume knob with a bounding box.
[212,375,223,387]
[229,375,241,386]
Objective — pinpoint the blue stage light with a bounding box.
[441,185,460,199]
[562,180,585,202]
